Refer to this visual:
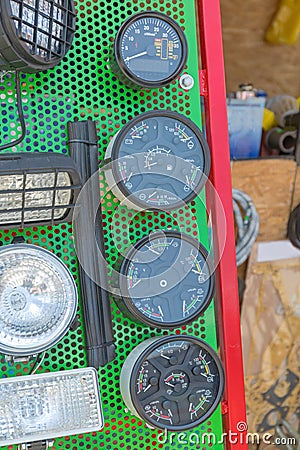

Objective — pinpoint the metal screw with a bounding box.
[179,74,194,90]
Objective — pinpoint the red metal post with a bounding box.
[197,1,248,449]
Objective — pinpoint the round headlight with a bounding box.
[0,243,78,357]
[0,0,76,73]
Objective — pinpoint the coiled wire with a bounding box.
[233,189,259,266]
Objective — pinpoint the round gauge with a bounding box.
[104,111,210,211]
[110,11,188,89]
[120,335,224,431]
[116,230,214,328]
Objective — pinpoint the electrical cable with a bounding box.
[68,120,116,368]
[29,352,46,375]
[0,71,26,151]
[232,188,259,266]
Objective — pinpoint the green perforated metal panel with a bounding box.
[0,1,225,449]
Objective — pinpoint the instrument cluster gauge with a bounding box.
[104,111,211,211]
[120,335,224,431]
[110,11,188,89]
[115,230,214,328]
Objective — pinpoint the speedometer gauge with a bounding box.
[104,111,210,211]
[115,230,214,328]
[110,11,188,89]
[120,335,224,431]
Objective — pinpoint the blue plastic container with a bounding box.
[227,97,266,159]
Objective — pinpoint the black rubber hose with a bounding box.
[68,120,116,368]
[265,127,297,154]
[287,204,300,249]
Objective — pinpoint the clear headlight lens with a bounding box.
[0,153,82,229]
[0,368,103,447]
[0,1,76,72]
[0,172,72,225]
[0,244,78,356]
[10,0,66,58]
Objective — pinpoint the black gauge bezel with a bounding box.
[129,335,225,431]
[113,11,188,89]
[118,230,215,328]
[109,110,211,211]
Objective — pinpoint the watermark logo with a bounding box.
[157,422,298,446]
[236,421,248,432]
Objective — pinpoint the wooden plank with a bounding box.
[232,159,297,241]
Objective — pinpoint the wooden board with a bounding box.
[231,158,297,241]
[220,0,300,97]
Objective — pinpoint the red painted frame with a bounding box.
[197,1,248,449]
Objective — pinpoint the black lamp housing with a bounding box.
[0,0,76,73]
[0,152,82,229]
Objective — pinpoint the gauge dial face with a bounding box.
[119,231,214,328]
[130,336,224,430]
[108,111,210,210]
[114,12,187,87]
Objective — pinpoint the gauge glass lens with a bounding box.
[110,112,210,210]
[119,13,185,84]
[130,337,224,430]
[120,232,213,327]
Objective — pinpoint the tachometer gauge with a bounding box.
[104,111,210,211]
[115,230,214,328]
[120,335,224,430]
[110,11,188,89]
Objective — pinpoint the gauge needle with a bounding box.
[127,172,133,182]
[181,136,193,142]
[124,51,148,62]
[160,353,170,360]
[201,372,213,378]
[148,247,160,255]
[158,306,164,317]
[144,384,152,392]
[131,279,142,288]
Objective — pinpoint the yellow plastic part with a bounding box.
[265,0,300,45]
[262,108,277,131]
[297,97,300,107]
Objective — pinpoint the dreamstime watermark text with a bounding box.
[157,422,298,446]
